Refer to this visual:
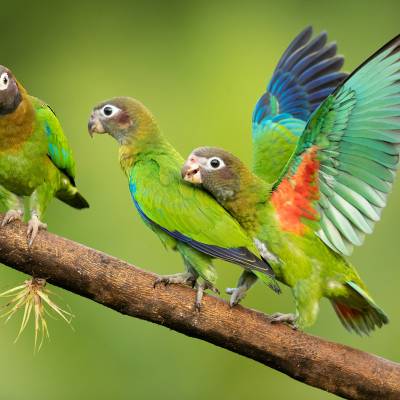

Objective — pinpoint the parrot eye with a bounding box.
[207,157,225,170]
[101,104,120,118]
[0,72,10,91]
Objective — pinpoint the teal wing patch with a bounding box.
[31,96,76,184]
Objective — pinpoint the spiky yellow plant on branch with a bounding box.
[0,278,73,351]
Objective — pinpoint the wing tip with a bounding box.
[302,25,313,37]
[269,280,281,294]
[253,256,281,294]
[334,32,400,92]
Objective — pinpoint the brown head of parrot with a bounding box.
[0,65,22,116]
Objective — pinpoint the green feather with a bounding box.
[338,143,398,168]
[335,173,387,207]
[337,161,392,193]
[331,180,381,221]
[319,213,352,255]
[30,96,76,182]
[341,136,399,155]
[337,154,395,181]
[323,201,363,246]
[252,119,303,184]
[328,190,374,233]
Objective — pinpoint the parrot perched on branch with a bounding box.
[182,33,400,334]
[228,26,347,306]
[88,97,279,308]
[0,66,89,245]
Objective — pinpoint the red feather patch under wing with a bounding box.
[271,146,320,235]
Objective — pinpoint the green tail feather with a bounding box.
[57,185,89,209]
[331,281,388,336]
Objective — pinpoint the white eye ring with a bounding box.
[207,157,225,170]
[0,72,10,91]
[101,104,120,118]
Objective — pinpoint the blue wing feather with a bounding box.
[253,27,347,126]
[252,27,348,183]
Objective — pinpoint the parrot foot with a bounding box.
[27,215,47,247]
[1,209,23,227]
[270,312,298,329]
[153,272,197,288]
[195,281,220,311]
[226,286,247,307]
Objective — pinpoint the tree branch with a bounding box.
[0,215,398,399]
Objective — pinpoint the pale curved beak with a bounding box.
[182,159,203,184]
[88,111,105,137]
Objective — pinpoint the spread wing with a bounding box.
[252,26,347,183]
[31,96,76,185]
[272,34,400,256]
[130,157,278,286]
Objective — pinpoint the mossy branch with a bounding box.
[0,214,399,399]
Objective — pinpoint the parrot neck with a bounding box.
[0,89,35,151]
[216,173,272,234]
[118,125,177,174]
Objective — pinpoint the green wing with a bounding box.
[274,34,400,256]
[31,96,76,184]
[252,26,347,183]
[130,155,278,283]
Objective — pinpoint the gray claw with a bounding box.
[226,286,247,307]
[194,281,219,311]
[270,312,298,329]
[195,283,205,311]
[27,215,47,247]
[153,272,196,289]
[1,210,23,227]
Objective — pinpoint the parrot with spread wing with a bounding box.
[88,97,279,308]
[232,26,347,307]
[182,33,400,334]
[0,66,89,245]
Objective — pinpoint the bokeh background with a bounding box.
[0,0,399,398]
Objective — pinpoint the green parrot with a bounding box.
[252,26,347,184]
[230,26,347,307]
[88,97,279,308]
[182,33,400,334]
[0,66,89,245]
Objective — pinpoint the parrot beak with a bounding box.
[88,111,105,137]
[182,157,203,184]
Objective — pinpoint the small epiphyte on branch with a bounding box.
[0,278,74,351]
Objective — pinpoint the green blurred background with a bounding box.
[0,0,399,398]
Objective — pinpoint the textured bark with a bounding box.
[0,215,399,400]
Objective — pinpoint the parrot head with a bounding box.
[0,65,22,115]
[88,96,158,144]
[182,147,247,202]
